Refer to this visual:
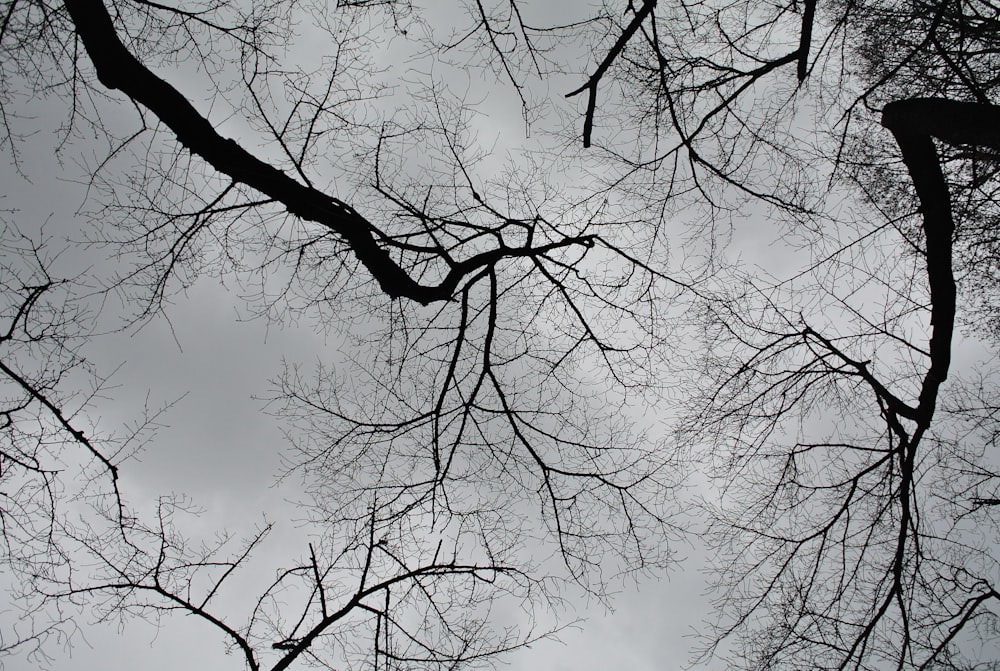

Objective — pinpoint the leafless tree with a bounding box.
[4,0,1000,668]
[555,0,1000,668]
[1,1,689,668]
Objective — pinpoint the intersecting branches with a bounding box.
[563,0,824,205]
[0,226,163,661]
[25,494,545,671]
[63,0,606,308]
[0,2,698,663]
[267,200,683,584]
[683,98,1000,669]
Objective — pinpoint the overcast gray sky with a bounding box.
[0,164,723,671]
[0,3,734,668]
[7,2,997,670]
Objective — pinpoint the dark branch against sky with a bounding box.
[2,0,1000,669]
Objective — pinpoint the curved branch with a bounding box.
[62,0,590,305]
[879,98,996,423]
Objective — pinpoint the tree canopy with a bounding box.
[2,0,1000,669]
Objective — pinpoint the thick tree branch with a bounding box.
[797,0,817,81]
[880,98,991,423]
[566,0,657,147]
[62,0,589,305]
[883,98,1000,151]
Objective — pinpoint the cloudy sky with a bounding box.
[48,278,717,671]
[10,1,996,670]
[0,3,742,668]
[1,160,725,671]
